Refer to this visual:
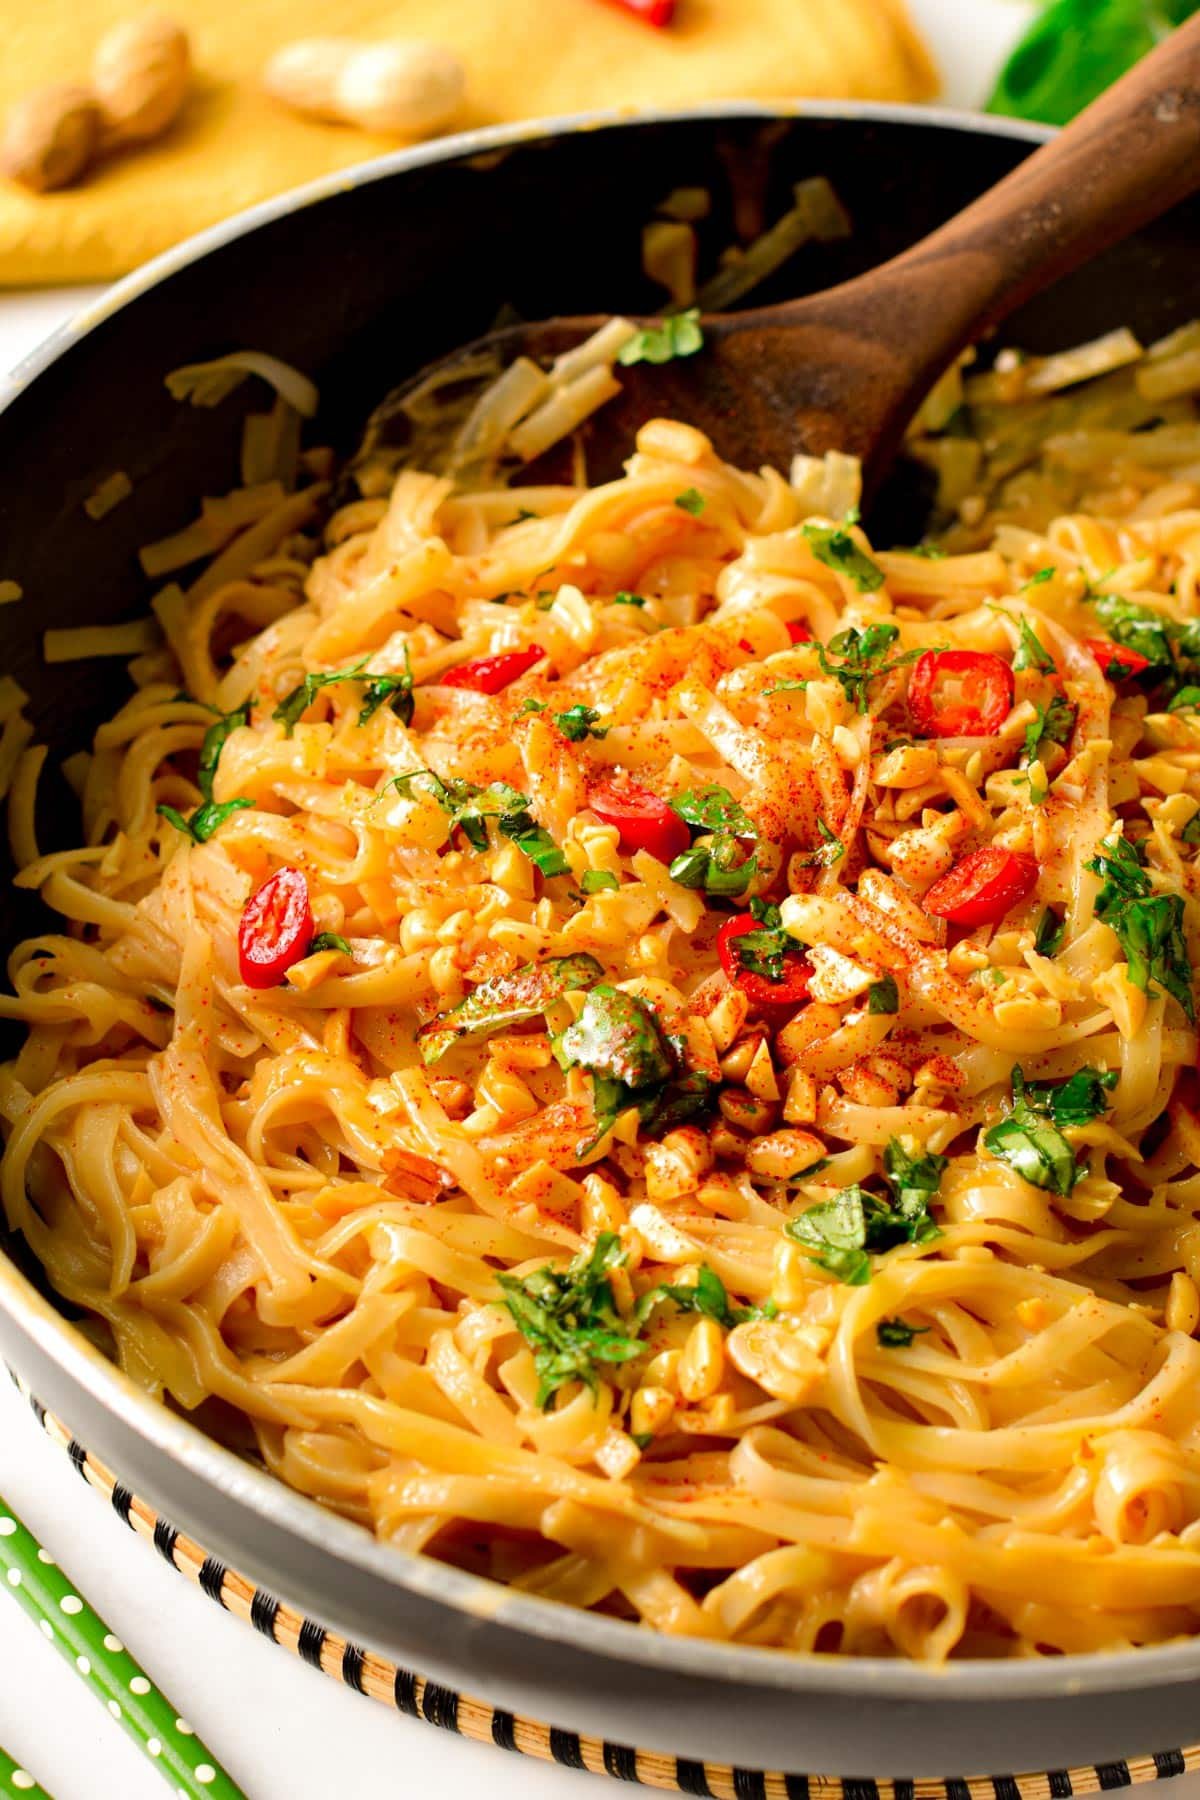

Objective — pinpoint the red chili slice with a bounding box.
[589,778,690,864]
[786,620,813,644]
[238,867,315,989]
[1084,637,1151,680]
[908,650,1014,738]
[441,645,545,694]
[608,0,675,22]
[924,847,1038,928]
[717,913,813,1008]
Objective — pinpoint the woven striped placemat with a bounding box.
[17,1383,1199,1800]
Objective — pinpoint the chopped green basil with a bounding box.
[808,623,925,714]
[668,785,756,838]
[668,837,757,895]
[553,704,608,742]
[617,308,704,367]
[794,819,845,869]
[802,512,885,593]
[867,974,899,1014]
[158,797,253,843]
[1022,691,1076,766]
[1033,907,1066,957]
[1086,833,1194,1020]
[497,1233,642,1406]
[582,869,620,894]
[274,653,414,735]
[419,952,604,1065]
[983,1068,1087,1196]
[1014,615,1055,673]
[876,1318,929,1348]
[308,931,352,957]
[1169,686,1200,713]
[674,488,705,516]
[612,592,646,608]
[197,703,249,801]
[784,1136,942,1285]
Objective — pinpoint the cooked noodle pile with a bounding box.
[6,323,1200,1660]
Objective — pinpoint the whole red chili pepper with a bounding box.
[924,846,1038,928]
[441,645,545,694]
[1084,637,1151,680]
[717,913,813,1008]
[589,777,690,864]
[908,650,1014,738]
[238,867,314,989]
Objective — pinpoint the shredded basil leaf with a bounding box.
[553,704,608,742]
[983,1068,1087,1195]
[157,797,253,843]
[1022,690,1076,765]
[674,488,706,516]
[1014,615,1055,673]
[308,932,352,957]
[582,869,620,893]
[668,785,756,838]
[784,1137,942,1285]
[497,1234,642,1406]
[617,308,704,367]
[612,592,646,608]
[867,974,899,1014]
[1169,686,1200,713]
[1033,907,1066,956]
[876,1318,929,1348]
[805,623,925,714]
[802,512,885,593]
[794,819,845,869]
[274,653,414,735]
[419,952,603,1065]
[668,837,757,895]
[1086,833,1194,1020]
[197,704,249,800]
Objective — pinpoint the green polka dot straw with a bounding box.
[0,1744,51,1798]
[0,1497,243,1800]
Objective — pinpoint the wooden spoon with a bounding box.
[378,21,1200,493]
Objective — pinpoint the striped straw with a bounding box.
[0,1496,244,1800]
[0,1745,52,1798]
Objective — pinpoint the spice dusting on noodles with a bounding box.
[6,319,1200,1661]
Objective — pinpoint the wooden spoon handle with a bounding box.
[771,17,1200,444]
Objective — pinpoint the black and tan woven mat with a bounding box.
[16,1384,1200,1799]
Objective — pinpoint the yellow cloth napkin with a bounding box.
[0,0,937,286]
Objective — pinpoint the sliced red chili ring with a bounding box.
[908,650,1014,738]
[717,912,813,1008]
[589,777,690,864]
[440,645,545,693]
[608,0,675,22]
[1084,637,1151,680]
[238,866,315,989]
[786,620,813,644]
[924,846,1038,928]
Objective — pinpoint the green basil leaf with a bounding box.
[867,974,899,1014]
[802,516,885,593]
[1033,907,1065,956]
[668,784,756,837]
[197,704,249,801]
[158,797,253,843]
[418,952,603,1065]
[581,869,620,893]
[617,309,704,367]
[876,1318,929,1348]
[308,932,352,956]
[558,985,673,1092]
[1086,832,1194,1019]
[1014,615,1055,673]
[553,704,608,742]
